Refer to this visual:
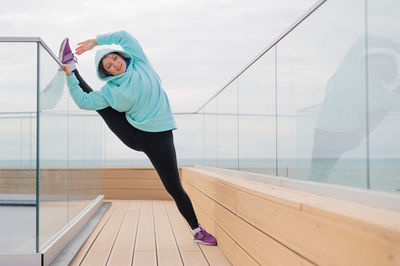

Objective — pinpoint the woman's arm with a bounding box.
[76,31,150,63]
[96,31,149,63]
[64,64,110,110]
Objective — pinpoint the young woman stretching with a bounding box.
[60,31,217,245]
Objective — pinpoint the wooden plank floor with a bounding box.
[69,200,231,266]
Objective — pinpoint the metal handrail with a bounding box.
[0,37,63,68]
[194,0,327,113]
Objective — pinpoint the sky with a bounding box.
[0,0,316,112]
[1,0,400,165]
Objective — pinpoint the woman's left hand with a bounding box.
[76,39,97,55]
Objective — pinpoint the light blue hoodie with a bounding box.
[66,30,176,132]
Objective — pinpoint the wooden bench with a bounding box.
[181,166,400,265]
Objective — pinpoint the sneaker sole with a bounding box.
[193,239,217,246]
[59,38,68,61]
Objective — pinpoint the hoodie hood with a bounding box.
[95,48,132,81]
[360,47,400,90]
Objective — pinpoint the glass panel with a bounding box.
[0,42,37,253]
[39,44,68,248]
[199,107,206,166]
[86,115,102,199]
[174,114,203,166]
[216,81,238,170]
[277,0,368,187]
[238,50,276,175]
[367,0,400,193]
[102,120,149,167]
[68,112,85,218]
[84,115,96,201]
[94,116,103,193]
[0,40,104,254]
[69,113,97,221]
[203,99,217,167]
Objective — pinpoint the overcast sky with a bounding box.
[2,0,399,165]
[1,0,316,112]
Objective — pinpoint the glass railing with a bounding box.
[0,38,103,254]
[97,0,399,197]
[3,0,398,256]
[172,0,400,196]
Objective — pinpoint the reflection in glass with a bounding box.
[310,36,400,187]
[277,0,367,187]
[39,71,65,111]
[367,0,400,193]
[309,37,368,182]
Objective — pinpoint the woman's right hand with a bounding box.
[75,39,97,55]
[63,64,72,76]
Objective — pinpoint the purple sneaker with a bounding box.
[193,226,217,246]
[59,38,75,64]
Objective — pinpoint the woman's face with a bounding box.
[101,53,126,76]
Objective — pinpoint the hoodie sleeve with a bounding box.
[66,73,110,110]
[96,30,149,64]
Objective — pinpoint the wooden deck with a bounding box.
[69,200,231,266]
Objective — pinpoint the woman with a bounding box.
[61,31,217,245]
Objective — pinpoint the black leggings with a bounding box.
[72,70,199,229]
